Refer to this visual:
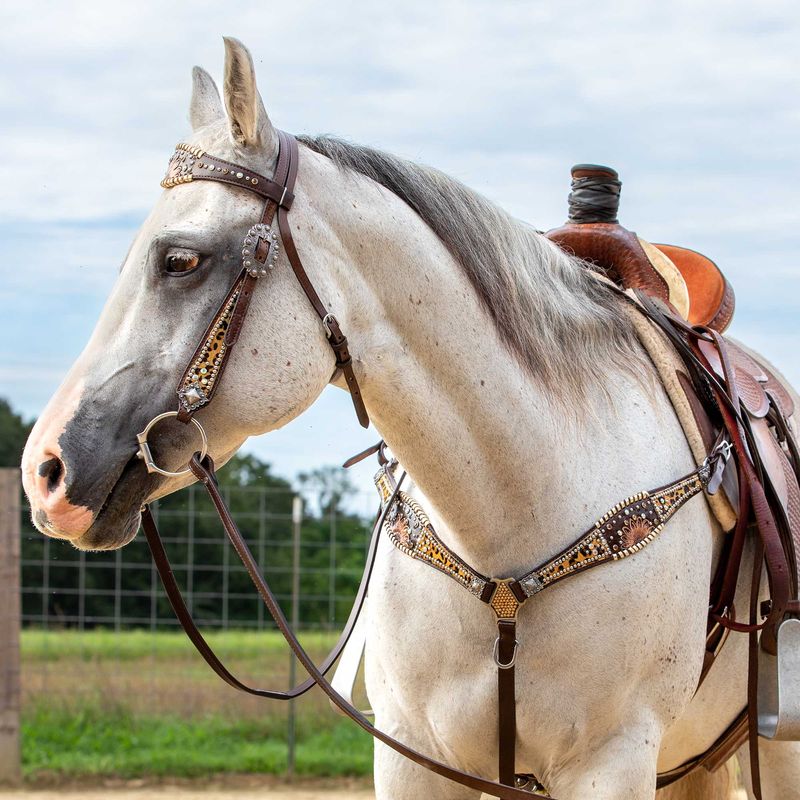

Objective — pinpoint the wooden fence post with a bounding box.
[0,469,21,785]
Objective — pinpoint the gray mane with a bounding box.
[298,134,645,403]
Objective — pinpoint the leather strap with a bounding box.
[496,619,518,786]
[274,131,369,427]
[654,709,748,788]
[140,465,400,699]
[171,131,369,428]
[161,143,295,208]
[144,455,551,800]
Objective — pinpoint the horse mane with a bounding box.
[298,134,647,404]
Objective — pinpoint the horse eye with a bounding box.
[164,250,201,276]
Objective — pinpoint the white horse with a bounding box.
[21,38,800,799]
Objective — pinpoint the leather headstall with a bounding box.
[162,133,369,430]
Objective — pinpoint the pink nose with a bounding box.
[23,449,94,539]
[22,377,94,539]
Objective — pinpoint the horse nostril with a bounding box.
[38,457,64,494]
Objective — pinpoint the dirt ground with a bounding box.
[0,782,750,800]
[0,778,374,800]
[0,792,370,800]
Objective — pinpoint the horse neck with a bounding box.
[302,154,680,576]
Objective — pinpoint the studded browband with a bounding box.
[375,451,720,622]
[161,133,369,428]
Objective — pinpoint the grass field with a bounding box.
[21,629,373,781]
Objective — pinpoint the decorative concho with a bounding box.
[379,487,489,598]
[242,223,280,277]
[620,517,654,549]
[161,143,204,188]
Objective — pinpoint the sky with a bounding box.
[2,0,798,502]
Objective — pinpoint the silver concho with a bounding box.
[242,223,280,277]
[178,384,208,412]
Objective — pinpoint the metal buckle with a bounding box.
[492,635,520,670]
[136,411,208,478]
[706,607,732,659]
[703,438,733,495]
[710,439,733,465]
[322,313,336,339]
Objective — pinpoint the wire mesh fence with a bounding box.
[21,483,376,635]
[16,477,377,751]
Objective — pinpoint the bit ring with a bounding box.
[135,411,208,478]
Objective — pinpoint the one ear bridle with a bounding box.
[137,130,369,477]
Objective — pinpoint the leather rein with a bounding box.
[136,131,779,798]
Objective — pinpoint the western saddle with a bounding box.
[545,166,800,788]
[546,164,736,332]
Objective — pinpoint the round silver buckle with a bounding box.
[135,411,208,478]
[322,313,336,339]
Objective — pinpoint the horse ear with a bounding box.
[222,37,276,150]
[189,67,223,131]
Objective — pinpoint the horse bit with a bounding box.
[134,130,733,799]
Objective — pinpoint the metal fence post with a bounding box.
[0,469,21,785]
[287,494,303,778]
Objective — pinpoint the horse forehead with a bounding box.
[145,179,264,235]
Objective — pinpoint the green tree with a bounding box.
[0,398,33,467]
[297,465,357,515]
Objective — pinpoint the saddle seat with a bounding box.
[545,165,736,332]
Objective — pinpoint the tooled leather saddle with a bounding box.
[546,166,800,771]
[546,165,736,332]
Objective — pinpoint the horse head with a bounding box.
[22,38,344,550]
